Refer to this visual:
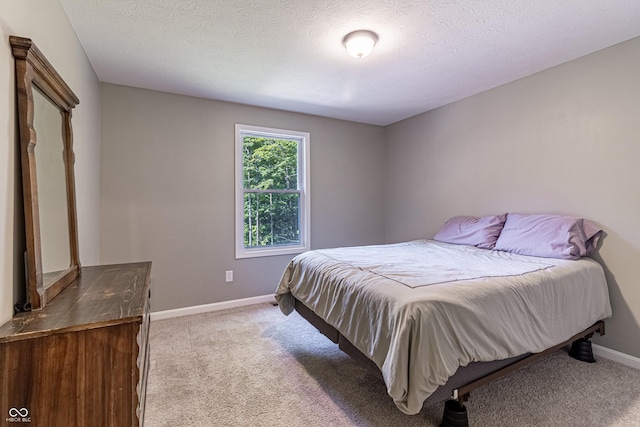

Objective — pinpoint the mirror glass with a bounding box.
[32,86,71,285]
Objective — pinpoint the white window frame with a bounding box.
[235,124,310,259]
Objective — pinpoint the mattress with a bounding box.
[275,240,611,415]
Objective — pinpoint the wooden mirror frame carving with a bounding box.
[11,36,81,310]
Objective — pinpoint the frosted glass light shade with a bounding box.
[342,30,379,58]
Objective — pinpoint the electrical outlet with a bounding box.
[225,270,233,282]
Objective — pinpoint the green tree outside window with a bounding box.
[242,136,300,248]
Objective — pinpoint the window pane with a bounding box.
[243,192,300,248]
[242,135,298,190]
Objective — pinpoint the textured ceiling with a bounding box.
[59,0,640,126]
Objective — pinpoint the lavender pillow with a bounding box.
[493,213,602,260]
[433,214,507,249]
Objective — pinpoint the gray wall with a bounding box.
[100,84,386,311]
[0,1,101,325]
[385,37,640,358]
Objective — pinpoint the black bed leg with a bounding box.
[569,338,596,363]
[440,399,469,427]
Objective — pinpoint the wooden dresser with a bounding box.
[0,262,151,427]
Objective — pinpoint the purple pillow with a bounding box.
[433,214,507,249]
[493,213,602,260]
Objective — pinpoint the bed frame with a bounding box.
[293,298,605,427]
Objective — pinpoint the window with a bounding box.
[235,124,310,259]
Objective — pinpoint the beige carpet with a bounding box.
[145,303,640,426]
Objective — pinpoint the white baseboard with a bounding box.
[150,294,277,321]
[593,344,640,370]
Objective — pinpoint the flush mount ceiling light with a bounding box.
[342,30,379,59]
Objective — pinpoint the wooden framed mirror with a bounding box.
[11,36,80,310]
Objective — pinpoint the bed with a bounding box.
[274,214,612,425]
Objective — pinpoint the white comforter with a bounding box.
[275,240,611,415]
